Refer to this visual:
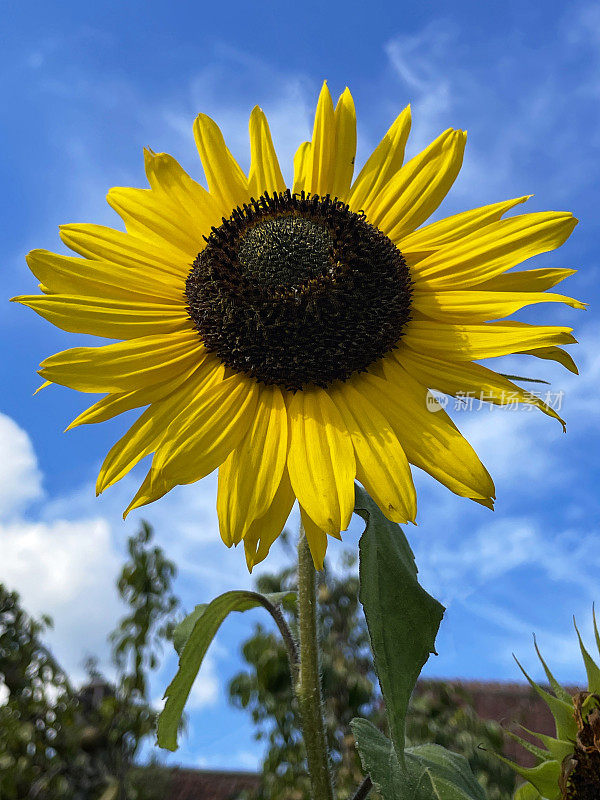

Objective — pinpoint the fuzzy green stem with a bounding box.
[296,530,335,800]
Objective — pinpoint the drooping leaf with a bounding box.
[172,591,292,655]
[355,485,445,758]
[352,718,487,800]
[158,590,294,750]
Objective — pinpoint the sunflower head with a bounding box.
[13,81,582,570]
[506,611,600,800]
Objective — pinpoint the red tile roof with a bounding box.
[167,768,260,800]
[427,679,580,765]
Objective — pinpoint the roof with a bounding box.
[167,768,261,800]
[417,679,580,765]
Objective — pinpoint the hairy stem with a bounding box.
[296,530,335,800]
[261,595,299,684]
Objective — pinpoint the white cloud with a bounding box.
[187,653,220,710]
[385,20,457,150]
[0,415,122,681]
[384,6,600,207]
[0,412,44,518]
[0,681,9,706]
[0,411,283,698]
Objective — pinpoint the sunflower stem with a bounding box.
[296,529,335,800]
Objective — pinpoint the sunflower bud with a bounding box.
[503,610,600,800]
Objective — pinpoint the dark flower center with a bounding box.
[185,190,412,390]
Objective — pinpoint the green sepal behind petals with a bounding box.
[513,656,578,742]
[574,617,600,693]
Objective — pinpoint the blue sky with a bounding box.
[2,0,600,772]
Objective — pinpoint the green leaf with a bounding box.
[172,591,292,656]
[406,744,489,800]
[352,718,487,800]
[355,485,445,758]
[158,590,294,750]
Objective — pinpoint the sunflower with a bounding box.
[15,82,582,570]
[505,616,600,800]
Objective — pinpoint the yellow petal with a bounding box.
[217,384,288,546]
[367,128,466,240]
[143,149,222,235]
[305,81,336,196]
[287,387,355,536]
[414,212,577,289]
[292,141,311,195]
[397,349,565,429]
[248,107,286,198]
[412,289,585,323]
[403,319,576,360]
[361,364,495,502]
[330,380,416,523]
[97,358,224,493]
[67,362,203,430]
[153,373,260,488]
[14,294,189,339]
[398,195,530,255]
[518,345,579,374]
[60,224,189,278]
[300,506,329,571]
[348,104,411,213]
[242,469,295,572]
[69,391,150,430]
[26,249,181,302]
[39,330,205,393]
[123,466,169,518]
[107,186,201,259]
[193,113,249,212]
[329,88,357,201]
[471,267,578,293]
